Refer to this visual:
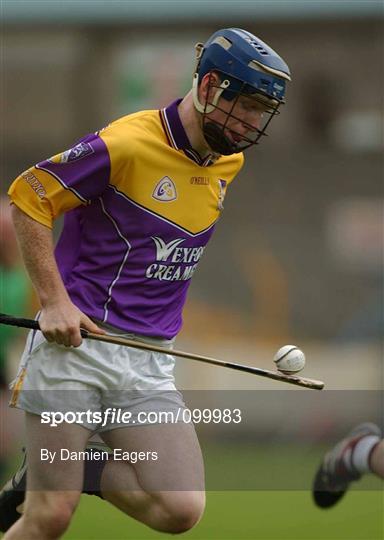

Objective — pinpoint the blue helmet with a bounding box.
[192,28,291,155]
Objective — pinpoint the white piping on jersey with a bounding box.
[35,164,88,204]
[98,197,132,324]
[184,148,217,167]
[108,184,217,237]
[184,148,202,163]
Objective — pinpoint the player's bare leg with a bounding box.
[100,422,205,534]
[4,412,91,540]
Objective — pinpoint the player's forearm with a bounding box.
[11,205,69,308]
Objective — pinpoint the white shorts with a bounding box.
[9,324,187,432]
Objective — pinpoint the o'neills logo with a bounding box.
[145,237,206,281]
[190,176,209,185]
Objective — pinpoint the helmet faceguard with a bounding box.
[199,73,282,155]
[192,28,291,155]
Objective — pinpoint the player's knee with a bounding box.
[160,491,205,534]
[25,494,78,538]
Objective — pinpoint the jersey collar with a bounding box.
[160,99,218,167]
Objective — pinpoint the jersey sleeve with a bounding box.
[8,133,111,228]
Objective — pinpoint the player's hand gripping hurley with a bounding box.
[0,313,324,390]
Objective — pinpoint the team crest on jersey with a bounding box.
[48,142,94,164]
[152,176,177,202]
[218,179,227,210]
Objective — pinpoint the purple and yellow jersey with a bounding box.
[8,100,244,339]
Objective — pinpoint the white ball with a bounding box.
[273,345,305,374]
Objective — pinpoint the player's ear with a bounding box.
[199,72,221,103]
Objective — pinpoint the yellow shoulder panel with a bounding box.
[100,112,243,235]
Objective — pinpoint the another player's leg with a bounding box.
[3,412,91,540]
[99,422,205,534]
[312,422,382,508]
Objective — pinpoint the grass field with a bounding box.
[1,444,383,540]
[63,490,383,540]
